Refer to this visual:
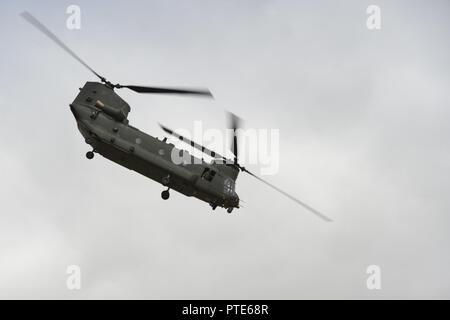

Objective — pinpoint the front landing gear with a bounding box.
[227,207,233,214]
[161,189,170,200]
[86,151,94,160]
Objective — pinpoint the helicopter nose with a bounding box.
[229,193,240,208]
[70,105,79,120]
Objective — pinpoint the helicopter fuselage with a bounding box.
[21,11,331,221]
[70,82,240,211]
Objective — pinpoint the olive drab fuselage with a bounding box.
[70,82,240,210]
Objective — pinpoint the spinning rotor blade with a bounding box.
[228,112,241,164]
[20,11,105,82]
[121,85,213,97]
[159,123,231,162]
[242,168,332,222]
[21,11,213,98]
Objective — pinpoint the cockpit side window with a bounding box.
[201,168,216,182]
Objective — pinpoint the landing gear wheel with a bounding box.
[161,189,170,200]
[227,208,233,214]
[86,151,94,160]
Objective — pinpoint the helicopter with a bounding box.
[21,11,331,221]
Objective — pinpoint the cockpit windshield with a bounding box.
[224,178,235,194]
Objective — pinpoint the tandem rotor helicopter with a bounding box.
[21,12,331,221]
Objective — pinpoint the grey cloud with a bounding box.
[0,0,449,299]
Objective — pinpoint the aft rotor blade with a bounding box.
[122,85,213,97]
[242,168,332,222]
[20,11,105,82]
[159,123,231,162]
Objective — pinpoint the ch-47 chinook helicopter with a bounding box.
[22,12,331,221]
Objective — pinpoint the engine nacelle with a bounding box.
[95,100,127,121]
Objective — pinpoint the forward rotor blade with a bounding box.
[122,85,213,97]
[20,11,105,82]
[159,123,231,162]
[228,112,241,163]
[242,168,332,222]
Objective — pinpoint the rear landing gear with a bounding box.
[86,151,94,160]
[227,208,233,214]
[161,189,170,200]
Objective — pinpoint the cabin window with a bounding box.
[201,168,216,182]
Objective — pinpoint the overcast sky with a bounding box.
[1,0,450,299]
